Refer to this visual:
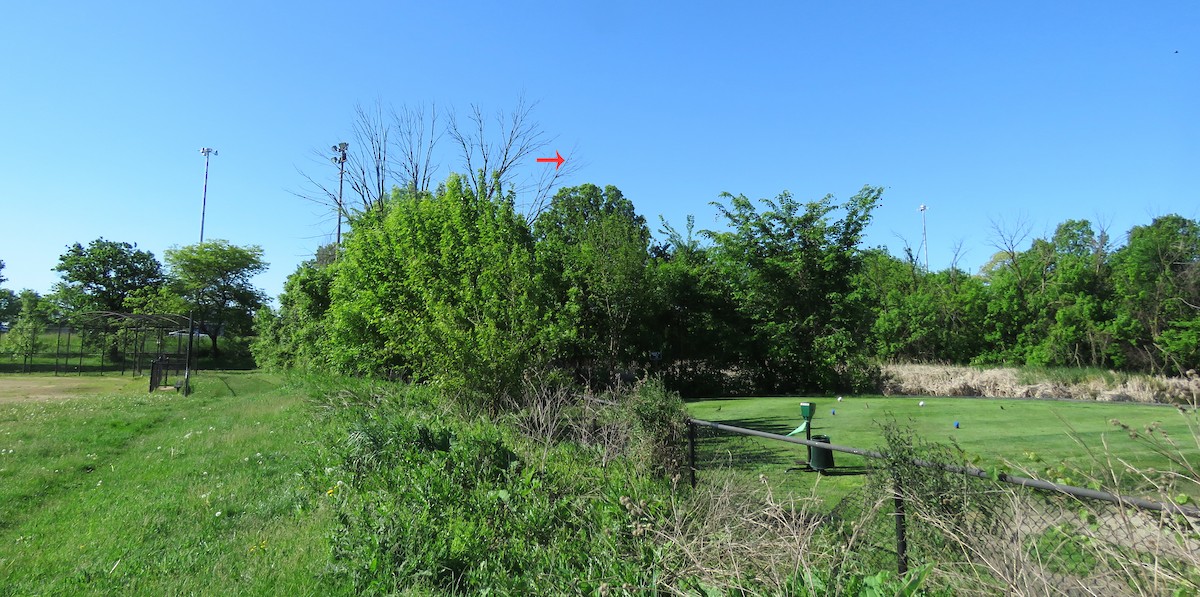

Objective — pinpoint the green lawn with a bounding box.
[687,395,1200,504]
[0,371,345,596]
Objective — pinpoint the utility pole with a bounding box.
[332,142,348,254]
[919,204,929,271]
[184,147,217,395]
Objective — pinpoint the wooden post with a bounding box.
[893,472,909,575]
[688,421,697,489]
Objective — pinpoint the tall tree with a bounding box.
[326,177,548,408]
[1110,215,1200,373]
[705,186,882,392]
[52,239,164,314]
[165,240,268,357]
[534,184,652,385]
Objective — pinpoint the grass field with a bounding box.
[687,394,1200,504]
[0,371,345,595]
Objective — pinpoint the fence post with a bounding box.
[688,420,697,488]
[893,471,908,575]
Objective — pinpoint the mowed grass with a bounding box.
[687,395,1200,504]
[0,371,345,596]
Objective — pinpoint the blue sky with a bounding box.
[1,1,1195,302]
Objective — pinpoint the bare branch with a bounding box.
[391,102,442,193]
[447,97,579,219]
[347,102,392,212]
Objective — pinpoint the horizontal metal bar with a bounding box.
[688,418,1200,518]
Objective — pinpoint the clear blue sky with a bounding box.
[1,1,1195,302]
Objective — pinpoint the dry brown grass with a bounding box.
[881,364,1200,404]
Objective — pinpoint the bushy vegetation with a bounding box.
[253,175,1199,408]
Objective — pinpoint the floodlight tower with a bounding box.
[331,142,348,254]
[919,204,929,271]
[198,147,218,243]
[184,147,217,395]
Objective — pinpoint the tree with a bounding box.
[1110,215,1200,373]
[0,260,17,324]
[1,290,48,369]
[251,258,333,371]
[705,186,882,392]
[164,240,268,357]
[533,184,653,385]
[325,177,548,408]
[448,97,580,219]
[52,239,164,315]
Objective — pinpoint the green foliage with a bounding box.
[52,238,165,315]
[534,183,653,385]
[325,177,548,409]
[620,378,689,476]
[2,290,49,361]
[165,239,268,358]
[1110,215,1200,374]
[252,260,333,371]
[704,186,883,393]
[319,382,668,594]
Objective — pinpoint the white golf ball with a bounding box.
[919,401,926,407]
[837,396,843,402]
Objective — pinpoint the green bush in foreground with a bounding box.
[313,380,671,594]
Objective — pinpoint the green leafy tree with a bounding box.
[252,258,334,370]
[533,184,653,385]
[644,216,744,395]
[2,291,48,368]
[0,260,18,324]
[164,240,268,357]
[1110,215,1200,373]
[859,249,988,364]
[52,239,164,315]
[705,186,882,392]
[326,176,548,408]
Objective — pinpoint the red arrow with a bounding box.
[536,150,565,169]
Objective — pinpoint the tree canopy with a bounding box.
[165,240,268,357]
[52,239,164,316]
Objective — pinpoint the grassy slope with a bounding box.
[0,371,344,596]
[687,395,1200,503]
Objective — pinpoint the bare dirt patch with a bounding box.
[0,375,140,403]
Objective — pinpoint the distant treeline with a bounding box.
[253,176,1200,400]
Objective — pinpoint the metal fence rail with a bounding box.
[687,417,1200,594]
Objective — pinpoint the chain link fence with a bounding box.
[688,418,1200,596]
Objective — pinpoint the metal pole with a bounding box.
[920,204,929,271]
[332,142,348,256]
[184,147,216,395]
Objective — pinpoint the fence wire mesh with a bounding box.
[689,419,1200,596]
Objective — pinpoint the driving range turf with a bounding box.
[686,394,1200,504]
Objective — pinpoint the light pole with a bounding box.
[331,143,348,255]
[919,204,929,271]
[184,147,217,395]
[198,147,217,244]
